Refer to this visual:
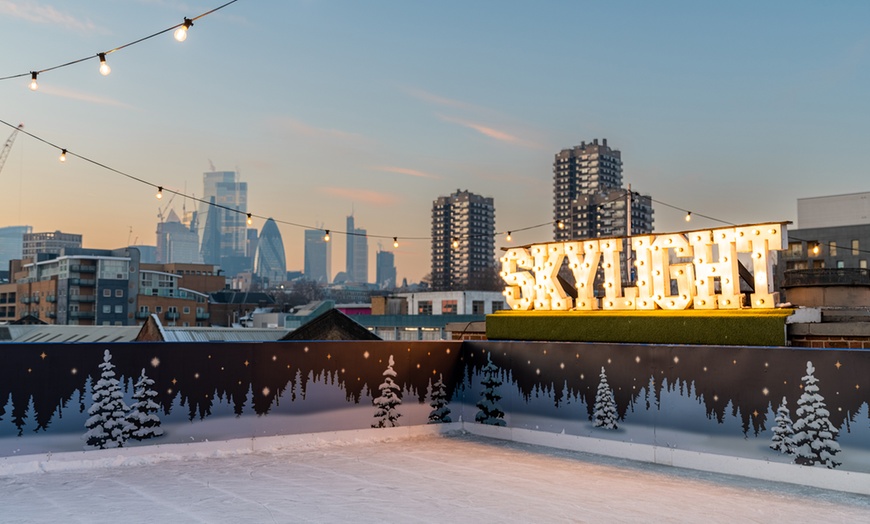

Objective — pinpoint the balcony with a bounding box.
[196,312,210,320]
[70,264,96,273]
[165,312,180,320]
[31,296,40,303]
[782,268,870,288]
[69,295,96,303]
[135,311,152,319]
[69,311,96,320]
[20,297,30,304]
[46,295,56,303]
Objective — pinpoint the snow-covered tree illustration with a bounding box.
[592,366,618,429]
[428,373,452,424]
[475,353,506,426]
[792,361,841,469]
[770,396,795,455]
[126,368,164,441]
[372,355,402,428]
[84,350,130,449]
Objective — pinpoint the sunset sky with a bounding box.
[1,1,868,283]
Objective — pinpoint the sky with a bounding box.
[1,1,869,283]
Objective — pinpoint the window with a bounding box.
[837,261,845,269]
[114,305,123,314]
[418,301,433,315]
[830,242,837,257]
[861,260,867,269]
[155,306,162,313]
[853,240,860,256]
[139,306,149,313]
[472,300,485,315]
[183,306,190,314]
[492,301,504,312]
[103,289,111,297]
[102,305,112,313]
[787,242,802,256]
[115,289,124,297]
[442,300,458,314]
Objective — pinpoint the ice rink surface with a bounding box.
[1,432,868,523]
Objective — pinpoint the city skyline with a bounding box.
[1,1,869,283]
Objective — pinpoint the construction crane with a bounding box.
[0,124,24,175]
[157,191,177,223]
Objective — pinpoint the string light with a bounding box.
[685,211,692,222]
[393,237,399,248]
[59,149,67,163]
[323,230,330,242]
[506,231,512,242]
[246,213,253,226]
[452,237,460,249]
[98,53,111,76]
[812,244,820,255]
[156,186,163,199]
[29,72,38,91]
[557,220,565,230]
[174,18,194,42]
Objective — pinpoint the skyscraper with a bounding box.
[553,139,653,241]
[431,189,496,291]
[254,218,287,286]
[304,229,331,283]
[0,225,31,272]
[198,171,248,272]
[345,214,368,284]
[156,209,202,264]
[375,248,396,290]
[22,230,82,260]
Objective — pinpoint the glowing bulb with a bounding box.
[323,230,330,242]
[246,213,253,226]
[452,238,459,249]
[98,53,111,76]
[393,237,399,248]
[506,232,512,242]
[156,186,163,199]
[685,211,692,222]
[174,18,193,42]
[557,220,565,230]
[812,244,820,255]
[59,149,67,163]
[29,72,38,91]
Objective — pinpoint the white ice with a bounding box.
[1,430,868,523]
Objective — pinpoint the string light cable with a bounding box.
[0,0,241,86]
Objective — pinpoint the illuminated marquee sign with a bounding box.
[500,222,787,311]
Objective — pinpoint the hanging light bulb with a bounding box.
[174,18,193,42]
[452,237,459,249]
[812,243,820,255]
[246,213,253,226]
[557,220,565,230]
[29,72,38,91]
[393,237,399,248]
[98,53,111,76]
[156,186,163,199]
[59,149,67,163]
[685,211,692,222]
[506,231,512,242]
[323,230,330,242]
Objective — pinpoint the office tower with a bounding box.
[0,225,31,271]
[553,139,653,241]
[22,230,82,259]
[375,248,397,290]
[254,218,287,286]
[345,214,369,283]
[304,229,331,283]
[198,171,248,272]
[156,209,202,264]
[431,189,496,291]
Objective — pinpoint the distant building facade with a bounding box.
[304,229,331,283]
[0,225,31,272]
[345,214,368,283]
[375,248,396,290]
[22,230,82,260]
[156,209,202,264]
[254,218,287,287]
[553,139,653,241]
[198,170,249,274]
[431,189,496,291]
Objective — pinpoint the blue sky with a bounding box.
[1,1,868,283]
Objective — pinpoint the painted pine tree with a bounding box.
[792,361,841,469]
[428,373,452,424]
[592,366,618,429]
[84,350,130,449]
[475,353,506,426]
[126,368,164,441]
[372,355,402,428]
[769,396,795,455]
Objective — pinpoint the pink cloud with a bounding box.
[437,114,542,149]
[269,117,368,146]
[404,87,485,113]
[38,86,136,109]
[0,1,97,31]
[318,187,398,206]
[372,166,440,180]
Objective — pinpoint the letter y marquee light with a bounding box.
[500,222,789,312]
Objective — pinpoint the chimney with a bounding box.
[603,138,608,147]
[593,139,599,145]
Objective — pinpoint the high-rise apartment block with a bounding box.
[431,189,496,291]
[22,230,82,260]
[345,214,368,284]
[553,139,653,241]
[304,229,331,283]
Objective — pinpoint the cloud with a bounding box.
[437,114,542,149]
[403,87,487,113]
[318,187,398,206]
[269,117,369,146]
[372,166,440,180]
[37,85,135,109]
[0,1,97,31]
[38,85,137,109]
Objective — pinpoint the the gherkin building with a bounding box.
[254,218,287,286]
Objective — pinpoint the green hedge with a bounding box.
[485,309,795,346]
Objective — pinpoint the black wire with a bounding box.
[0,0,241,82]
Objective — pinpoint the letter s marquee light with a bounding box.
[500,222,789,311]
